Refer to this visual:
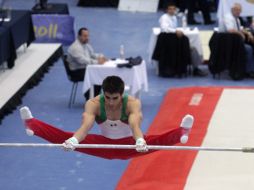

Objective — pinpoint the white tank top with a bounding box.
[98,119,132,139]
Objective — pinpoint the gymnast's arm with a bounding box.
[127,98,144,140]
[128,98,148,152]
[72,99,98,142]
[63,98,99,150]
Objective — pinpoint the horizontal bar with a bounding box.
[0,143,253,153]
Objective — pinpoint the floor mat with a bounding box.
[117,87,253,190]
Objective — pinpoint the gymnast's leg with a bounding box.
[20,106,137,159]
[20,106,193,160]
[145,114,194,145]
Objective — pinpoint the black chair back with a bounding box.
[62,55,72,80]
[62,54,84,107]
[152,32,191,77]
[209,32,246,80]
[62,55,84,82]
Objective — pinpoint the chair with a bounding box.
[62,55,84,107]
[208,32,246,80]
[152,32,191,77]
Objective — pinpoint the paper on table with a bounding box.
[103,59,129,66]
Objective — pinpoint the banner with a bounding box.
[32,14,75,45]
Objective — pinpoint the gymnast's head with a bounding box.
[102,76,124,95]
[102,76,125,105]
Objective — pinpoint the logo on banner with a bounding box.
[34,24,58,38]
[32,15,75,45]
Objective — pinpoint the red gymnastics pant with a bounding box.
[25,118,185,160]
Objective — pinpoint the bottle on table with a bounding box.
[182,13,187,29]
[120,44,125,60]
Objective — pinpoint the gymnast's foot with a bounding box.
[180,114,194,144]
[20,106,34,136]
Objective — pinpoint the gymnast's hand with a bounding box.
[63,137,79,151]
[135,138,148,152]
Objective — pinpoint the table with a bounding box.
[32,3,69,15]
[0,10,35,68]
[82,59,148,98]
[0,44,63,123]
[148,27,203,63]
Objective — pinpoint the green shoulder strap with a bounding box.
[99,94,107,121]
[121,94,128,121]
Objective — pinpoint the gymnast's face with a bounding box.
[104,92,122,107]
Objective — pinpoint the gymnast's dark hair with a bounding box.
[102,76,125,95]
[78,27,88,36]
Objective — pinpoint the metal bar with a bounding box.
[0,143,253,153]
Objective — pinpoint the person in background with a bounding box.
[159,2,207,77]
[67,27,107,100]
[219,3,254,78]
[186,0,215,25]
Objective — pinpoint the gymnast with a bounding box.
[20,75,194,160]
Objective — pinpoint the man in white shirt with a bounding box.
[159,2,207,77]
[219,3,254,78]
[159,3,183,38]
[67,27,107,99]
[218,3,252,40]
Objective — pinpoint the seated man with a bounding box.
[159,2,207,77]
[219,3,254,78]
[20,76,194,160]
[67,27,107,100]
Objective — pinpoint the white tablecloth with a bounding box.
[148,27,204,62]
[82,59,148,98]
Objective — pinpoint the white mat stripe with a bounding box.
[184,89,254,190]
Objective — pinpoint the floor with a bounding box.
[0,1,254,190]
